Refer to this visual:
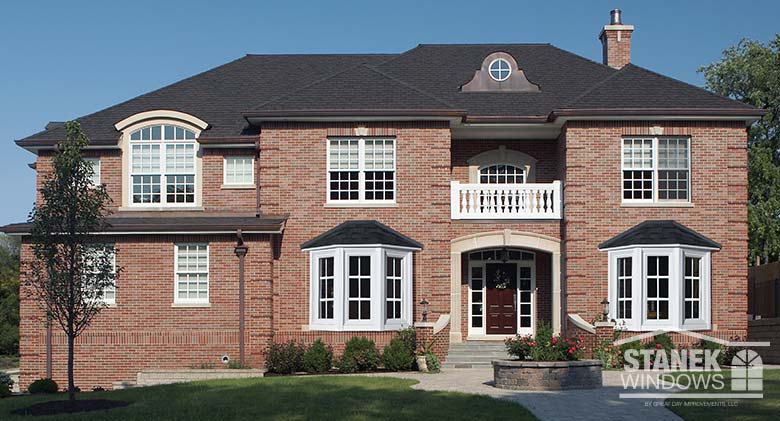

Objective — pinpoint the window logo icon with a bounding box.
[731,349,763,392]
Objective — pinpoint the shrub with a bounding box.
[619,339,644,368]
[698,339,726,366]
[425,352,440,373]
[396,327,417,355]
[0,372,11,398]
[646,333,675,353]
[266,341,305,374]
[504,322,584,361]
[382,338,415,371]
[594,340,621,369]
[228,360,249,369]
[28,378,58,394]
[92,386,105,392]
[338,337,380,373]
[303,339,333,374]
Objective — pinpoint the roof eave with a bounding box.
[242,109,466,124]
[15,137,121,154]
[550,108,767,123]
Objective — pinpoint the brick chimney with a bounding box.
[599,9,634,69]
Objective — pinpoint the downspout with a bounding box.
[234,230,248,366]
[46,315,52,378]
[255,140,261,217]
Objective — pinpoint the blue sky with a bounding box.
[0,1,777,225]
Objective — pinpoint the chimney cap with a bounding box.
[610,9,622,25]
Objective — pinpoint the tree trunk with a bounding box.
[67,329,75,401]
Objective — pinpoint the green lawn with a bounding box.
[668,369,780,420]
[0,376,536,420]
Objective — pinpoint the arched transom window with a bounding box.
[129,124,197,205]
[479,164,525,184]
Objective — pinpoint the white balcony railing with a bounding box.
[451,180,562,220]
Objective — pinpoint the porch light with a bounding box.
[500,247,509,263]
[601,298,609,322]
[420,299,429,322]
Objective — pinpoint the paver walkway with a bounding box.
[368,368,681,421]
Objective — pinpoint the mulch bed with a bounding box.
[11,399,130,416]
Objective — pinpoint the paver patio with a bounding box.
[369,368,681,421]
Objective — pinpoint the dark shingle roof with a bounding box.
[598,220,721,250]
[0,212,287,235]
[15,44,762,148]
[301,220,422,250]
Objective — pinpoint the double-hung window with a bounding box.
[608,247,711,330]
[129,124,197,205]
[309,246,413,331]
[622,137,690,203]
[83,245,116,305]
[327,138,395,203]
[174,244,209,305]
[85,158,101,186]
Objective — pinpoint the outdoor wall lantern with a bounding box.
[601,298,609,322]
[420,299,429,322]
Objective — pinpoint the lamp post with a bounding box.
[601,298,610,322]
[420,299,429,322]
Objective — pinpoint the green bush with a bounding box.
[619,340,643,368]
[425,352,441,373]
[338,337,381,373]
[227,360,249,369]
[396,327,417,355]
[698,339,726,366]
[647,333,675,353]
[382,338,415,371]
[0,371,11,398]
[303,339,333,374]
[504,322,584,361]
[28,378,58,394]
[594,340,621,369]
[266,341,305,374]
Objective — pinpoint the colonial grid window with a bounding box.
[224,156,254,186]
[129,124,197,205]
[327,138,395,203]
[309,246,412,331]
[83,245,116,305]
[622,137,690,203]
[85,158,101,186]
[175,244,209,304]
[609,247,710,330]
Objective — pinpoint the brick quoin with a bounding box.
[17,118,750,389]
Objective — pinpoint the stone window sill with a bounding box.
[620,202,693,208]
[324,202,398,209]
[221,184,256,190]
[171,302,211,308]
[119,206,204,212]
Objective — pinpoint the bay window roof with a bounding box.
[301,220,422,251]
[598,220,720,251]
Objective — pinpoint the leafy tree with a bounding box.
[0,235,20,356]
[700,35,780,264]
[25,121,119,401]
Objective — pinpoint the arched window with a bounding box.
[128,124,197,205]
[479,164,525,184]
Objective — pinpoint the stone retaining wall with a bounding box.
[137,369,266,387]
[492,360,602,390]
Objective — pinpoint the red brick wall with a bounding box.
[19,234,273,389]
[562,120,749,339]
[600,29,632,69]
[451,139,560,183]
[258,122,453,347]
[202,148,258,212]
[36,150,123,212]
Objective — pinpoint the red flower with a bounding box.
[655,343,662,349]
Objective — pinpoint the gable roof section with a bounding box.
[245,64,462,118]
[301,220,423,250]
[598,220,721,250]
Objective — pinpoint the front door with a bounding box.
[486,263,517,334]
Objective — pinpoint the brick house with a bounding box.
[3,10,764,388]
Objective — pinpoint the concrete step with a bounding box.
[444,356,506,364]
[445,352,510,358]
[441,362,495,369]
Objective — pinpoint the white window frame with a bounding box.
[128,124,199,207]
[307,245,413,331]
[223,156,255,187]
[607,246,712,331]
[85,157,101,186]
[621,137,691,204]
[326,137,396,205]
[173,243,210,305]
[488,58,512,81]
[83,244,116,306]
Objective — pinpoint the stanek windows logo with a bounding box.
[615,330,768,400]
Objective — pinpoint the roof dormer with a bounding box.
[460,52,540,93]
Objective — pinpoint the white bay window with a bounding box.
[308,246,412,331]
[608,246,711,331]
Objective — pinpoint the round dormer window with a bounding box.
[488,58,511,81]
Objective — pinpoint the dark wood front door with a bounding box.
[486,263,517,334]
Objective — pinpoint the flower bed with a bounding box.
[494,322,602,390]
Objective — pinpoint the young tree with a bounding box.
[26,121,118,401]
[700,35,780,264]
